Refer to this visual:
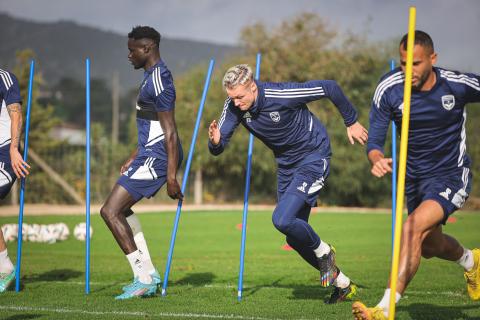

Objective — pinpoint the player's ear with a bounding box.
[250,81,257,93]
[430,52,438,65]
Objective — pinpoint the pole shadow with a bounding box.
[23,269,82,282]
[173,272,216,286]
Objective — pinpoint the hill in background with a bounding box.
[0,12,238,88]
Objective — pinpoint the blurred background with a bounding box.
[0,0,479,208]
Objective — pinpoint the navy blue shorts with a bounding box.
[406,167,472,224]
[0,147,16,199]
[117,153,183,201]
[277,158,330,207]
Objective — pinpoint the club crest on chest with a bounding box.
[441,95,455,110]
[269,111,280,122]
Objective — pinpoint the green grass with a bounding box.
[0,210,479,319]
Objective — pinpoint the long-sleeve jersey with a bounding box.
[0,69,22,148]
[208,80,358,166]
[135,59,181,159]
[368,67,480,179]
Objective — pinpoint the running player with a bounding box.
[353,30,480,320]
[208,64,368,303]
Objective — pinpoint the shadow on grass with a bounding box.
[242,278,369,301]
[24,269,82,282]
[399,303,480,320]
[3,314,43,320]
[174,272,216,286]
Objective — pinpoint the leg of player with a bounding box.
[353,200,450,319]
[272,193,355,300]
[422,225,479,300]
[285,205,320,270]
[0,229,15,293]
[124,209,161,286]
[100,184,156,299]
[284,204,356,303]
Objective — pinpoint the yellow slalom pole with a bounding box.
[388,6,416,320]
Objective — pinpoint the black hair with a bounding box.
[128,26,161,47]
[400,30,434,53]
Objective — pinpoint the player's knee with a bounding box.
[272,212,292,234]
[286,236,296,248]
[100,205,115,221]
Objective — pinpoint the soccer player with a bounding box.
[208,64,368,303]
[100,26,183,300]
[0,68,30,292]
[352,31,480,320]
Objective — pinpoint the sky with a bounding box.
[1,0,479,72]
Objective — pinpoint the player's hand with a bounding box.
[208,120,221,145]
[9,148,30,178]
[167,178,184,200]
[120,158,134,175]
[371,158,393,178]
[346,121,368,145]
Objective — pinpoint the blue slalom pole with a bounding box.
[237,53,261,301]
[390,59,397,252]
[162,59,215,296]
[85,58,91,294]
[15,60,35,292]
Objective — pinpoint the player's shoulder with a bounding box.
[263,80,314,100]
[372,67,404,107]
[0,68,18,91]
[375,67,404,88]
[437,67,480,90]
[152,60,173,82]
[262,80,305,92]
[145,61,175,97]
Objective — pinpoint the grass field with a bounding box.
[0,210,479,320]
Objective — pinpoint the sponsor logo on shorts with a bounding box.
[297,182,307,193]
[439,187,452,200]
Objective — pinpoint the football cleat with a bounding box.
[465,248,480,300]
[0,268,15,293]
[326,281,357,304]
[115,279,157,300]
[352,301,387,320]
[318,245,338,287]
[122,270,161,291]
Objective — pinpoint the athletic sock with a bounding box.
[333,271,350,289]
[457,248,474,271]
[376,288,401,317]
[313,240,331,258]
[0,249,14,274]
[126,250,152,284]
[126,214,156,274]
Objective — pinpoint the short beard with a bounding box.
[412,71,430,91]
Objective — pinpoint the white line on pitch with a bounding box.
[0,305,299,320]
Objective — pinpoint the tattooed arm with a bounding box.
[7,103,30,178]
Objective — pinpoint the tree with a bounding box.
[175,13,396,206]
